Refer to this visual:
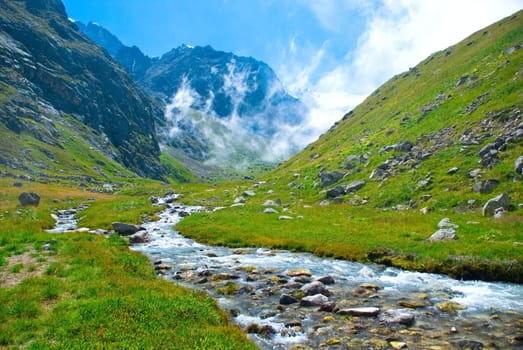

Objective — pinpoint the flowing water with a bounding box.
[49,197,523,349]
[130,198,523,349]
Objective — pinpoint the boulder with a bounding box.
[482,193,510,217]
[280,294,299,305]
[243,190,256,197]
[18,192,40,206]
[300,294,329,307]
[315,276,335,285]
[112,222,143,236]
[456,340,484,350]
[286,269,312,277]
[346,180,366,193]
[319,171,344,187]
[516,156,523,176]
[263,200,279,207]
[428,228,457,242]
[263,208,278,214]
[13,182,23,187]
[337,307,380,317]
[447,167,459,175]
[128,230,150,243]
[301,281,331,297]
[472,179,499,194]
[379,309,415,326]
[437,218,458,229]
[278,215,293,220]
[396,140,413,152]
[326,186,346,198]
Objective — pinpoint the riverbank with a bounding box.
[0,180,255,349]
[174,182,523,284]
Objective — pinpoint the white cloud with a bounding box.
[278,0,523,144]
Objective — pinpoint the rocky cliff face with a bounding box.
[0,0,165,179]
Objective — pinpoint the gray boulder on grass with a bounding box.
[18,192,40,206]
[482,193,510,217]
[112,222,144,236]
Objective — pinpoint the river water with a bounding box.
[128,198,523,349]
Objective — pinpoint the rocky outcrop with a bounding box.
[0,0,165,179]
[516,156,523,176]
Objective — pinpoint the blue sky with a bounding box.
[63,0,523,141]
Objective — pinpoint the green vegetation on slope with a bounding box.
[0,179,254,349]
[175,11,523,283]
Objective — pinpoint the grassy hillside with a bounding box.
[175,11,523,282]
[0,178,255,349]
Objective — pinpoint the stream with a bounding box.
[50,197,523,349]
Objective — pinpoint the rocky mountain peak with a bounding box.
[23,0,67,17]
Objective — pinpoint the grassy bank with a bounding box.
[0,179,255,349]
[175,181,523,283]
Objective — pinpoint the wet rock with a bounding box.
[280,294,299,305]
[398,300,428,309]
[319,171,345,187]
[380,309,415,326]
[473,179,499,194]
[515,156,523,176]
[128,230,150,243]
[319,301,337,312]
[301,281,331,297]
[112,222,143,236]
[246,323,276,338]
[456,340,484,350]
[359,283,382,291]
[316,275,335,285]
[436,301,467,313]
[286,269,312,277]
[390,341,408,349]
[18,192,40,206]
[428,228,457,242]
[482,193,510,217]
[337,307,380,317]
[346,180,366,193]
[300,294,329,307]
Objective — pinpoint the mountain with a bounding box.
[77,22,307,175]
[273,10,523,209]
[0,0,169,181]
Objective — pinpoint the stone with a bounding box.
[112,222,143,236]
[243,190,256,197]
[494,207,505,219]
[380,309,415,325]
[472,179,499,194]
[129,230,150,243]
[278,215,293,220]
[318,301,337,312]
[315,276,335,285]
[359,283,382,291]
[234,196,246,203]
[326,186,346,198]
[515,156,523,176]
[428,228,457,242]
[420,207,431,215]
[456,340,484,350]
[18,192,40,206]
[447,167,459,175]
[437,218,458,229]
[396,140,413,152]
[300,294,329,307]
[263,200,278,207]
[263,208,278,214]
[479,143,496,158]
[337,307,380,317]
[319,200,330,206]
[13,182,23,187]
[280,294,299,305]
[482,193,510,217]
[346,180,366,193]
[436,301,467,313]
[301,281,331,297]
[398,300,427,309]
[286,269,312,277]
[319,171,344,187]
[390,341,408,349]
